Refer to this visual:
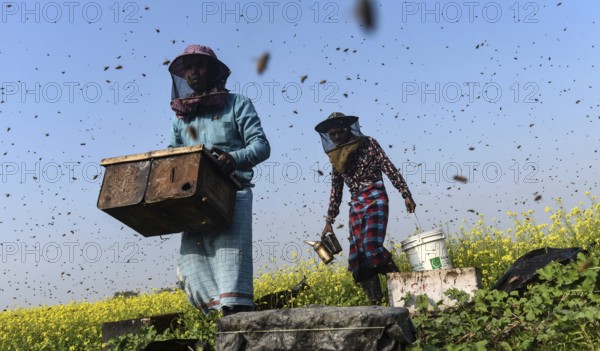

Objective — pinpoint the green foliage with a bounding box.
[104,310,219,351]
[408,247,600,350]
[105,326,163,351]
[105,246,600,351]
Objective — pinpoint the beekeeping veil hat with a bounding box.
[168,45,231,118]
[315,112,363,153]
[315,112,365,173]
[168,44,230,99]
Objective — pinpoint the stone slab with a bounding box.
[216,305,416,351]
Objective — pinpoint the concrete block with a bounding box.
[387,267,481,313]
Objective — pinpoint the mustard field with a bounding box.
[1,195,598,350]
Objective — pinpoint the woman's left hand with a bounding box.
[211,146,236,175]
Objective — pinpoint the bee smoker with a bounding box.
[304,232,343,264]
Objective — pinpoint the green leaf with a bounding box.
[525,311,536,321]
[474,340,488,351]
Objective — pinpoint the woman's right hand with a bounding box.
[405,195,417,213]
[321,221,334,240]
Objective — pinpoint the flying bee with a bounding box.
[453,175,468,184]
[257,52,270,74]
[355,0,375,30]
[187,125,198,140]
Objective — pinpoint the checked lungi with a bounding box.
[177,188,254,315]
[348,180,394,283]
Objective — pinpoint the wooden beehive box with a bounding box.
[97,145,241,237]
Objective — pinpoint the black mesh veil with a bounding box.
[171,74,195,100]
[317,120,363,153]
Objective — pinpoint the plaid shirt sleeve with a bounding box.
[371,138,412,198]
[326,169,344,223]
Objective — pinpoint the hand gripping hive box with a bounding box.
[97,145,242,237]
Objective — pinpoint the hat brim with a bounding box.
[315,116,359,133]
[168,53,231,82]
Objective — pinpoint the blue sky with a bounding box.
[0,1,598,309]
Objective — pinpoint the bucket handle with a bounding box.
[411,212,424,233]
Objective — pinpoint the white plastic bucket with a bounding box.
[400,229,453,271]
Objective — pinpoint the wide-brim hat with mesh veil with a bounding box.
[315,112,363,153]
[314,112,359,133]
[168,45,231,99]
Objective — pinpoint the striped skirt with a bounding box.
[177,188,254,314]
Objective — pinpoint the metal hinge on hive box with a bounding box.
[97,145,242,237]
